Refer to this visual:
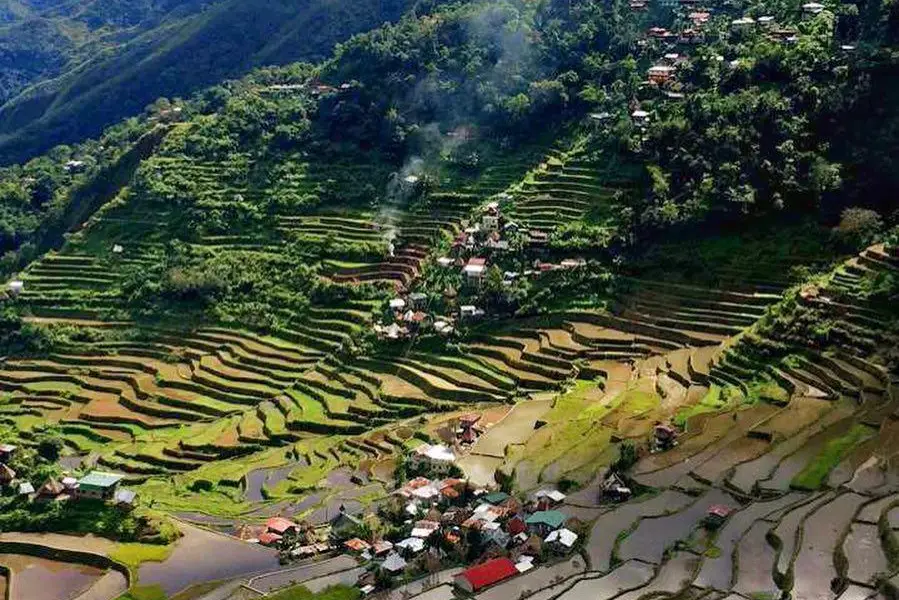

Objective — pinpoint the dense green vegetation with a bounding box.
[0,0,431,164]
[0,4,897,596]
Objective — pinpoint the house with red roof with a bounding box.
[506,516,527,536]
[266,516,298,535]
[258,532,283,546]
[454,557,519,593]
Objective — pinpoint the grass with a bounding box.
[516,382,652,482]
[791,424,873,490]
[116,586,168,600]
[268,584,361,600]
[109,542,174,571]
[673,385,724,428]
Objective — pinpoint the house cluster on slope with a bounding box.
[0,449,138,511]
[348,481,583,595]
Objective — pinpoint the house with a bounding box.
[62,476,78,491]
[76,471,124,500]
[411,444,456,475]
[36,477,64,502]
[114,489,138,510]
[112,244,124,254]
[653,423,678,451]
[0,444,16,463]
[463,257,488,283]
[485,231,509,251]
[802,2,825,15]
[560,258,587,270]
[266,516,298,535]
[64,160,86,173]
[372,540,394,556]
[389,298,406,311]
[482,491,510,506]
[7,281,24,298]
[434,320,455,336]
[344,538,371,553]
[534,489,566,509]
[454,558,519,593]
[482,205,500,231]
[705,505,733,528]
[526,510,567,536]
[459,414,481,430]
[679,28,702,44]
[688,11,711,25]
[409,292,428,309]
[437,256,455,268]
[647,27,671,39]
[545,528,579,552]
[382,552,407,574]
[17,481,34,497]
[515,555,535,573]
[459,305,485,321]
[631,110,650,125]
[258,532,283,546]
[395,537,426,554]
[648,65,677,84]
[629,0,648,10]
[599,472,632,502]
[411,520,440,538]
[506,516,527,536]
[758,15,776,27]
[731,17,756,30]
[0,464,17,486]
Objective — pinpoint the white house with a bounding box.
[410,444,456,475]
[7,281,24,297]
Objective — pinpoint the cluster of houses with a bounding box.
[444,201,585,283]
[348,478,583,595]
[0,449,137,510]
[375,292,448,341]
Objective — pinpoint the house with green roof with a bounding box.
[77,471,124,500]
[482,491,510,505]
[525,510,566,535]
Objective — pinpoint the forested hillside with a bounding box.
[0,0,430,165]
[0,0,898,598]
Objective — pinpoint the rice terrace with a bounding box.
[0,0,898,599]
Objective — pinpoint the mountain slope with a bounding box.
[0,0,426,165]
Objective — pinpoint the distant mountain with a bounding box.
[0,0,423,164]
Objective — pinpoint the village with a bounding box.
[224,409,711,598]
[373,199,587,342]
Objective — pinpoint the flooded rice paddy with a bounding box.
[137,523,280,595]
[0,553,106,600]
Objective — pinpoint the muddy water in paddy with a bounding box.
[0,553,105,600]
[760,417,856,492]
[843,523,889,585]
[695,492,806,591]
[556,561,655,600]
[586,490,694,571]
[618,488,734,564]
[733,520,780,598]
[616,552,700,600]
[138,523,280,595]
[791,492,868,600]
[245,463,299,502]
[772,491,835,576]
[857,493,899,523]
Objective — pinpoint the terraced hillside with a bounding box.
[0,0,897,595]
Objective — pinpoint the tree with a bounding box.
[36,435,63,462]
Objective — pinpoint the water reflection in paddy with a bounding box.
[0,553,104,600]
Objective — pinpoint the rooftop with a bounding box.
[457,558,518,591]
[526,510,566,529]
[77,471,124,489]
